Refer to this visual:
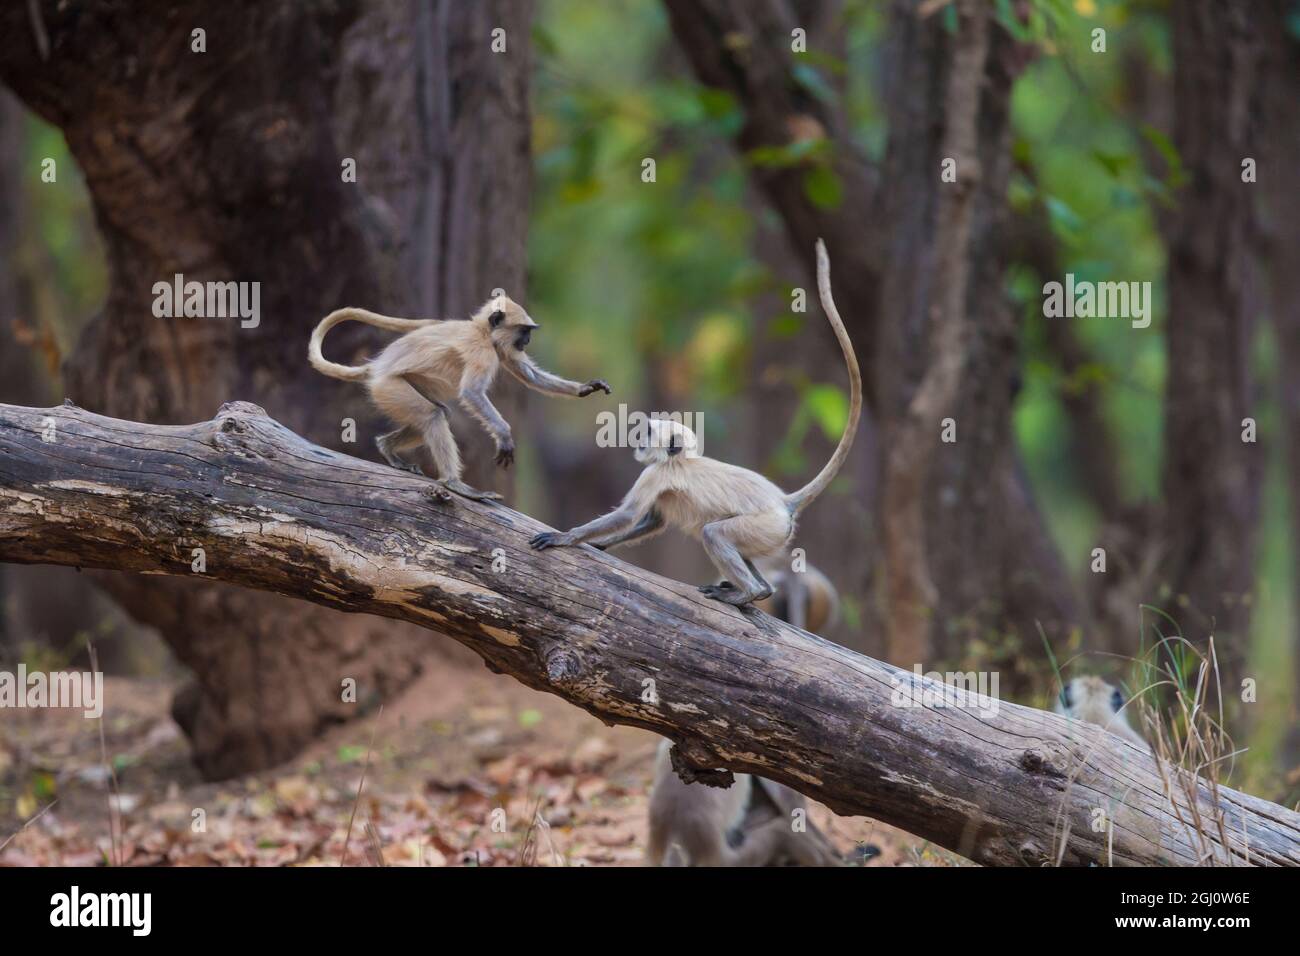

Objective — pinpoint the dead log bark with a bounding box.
[2,400,1298,867]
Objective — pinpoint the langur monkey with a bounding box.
[645,740,842,867]
[1054,676,1147,749]
[309,296,610,501]
[530,240,861,607]
[753,561,838,633]
[646,569,844,867]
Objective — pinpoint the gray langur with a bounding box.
[646,569,845,867]
[1055,676,1147,749]
[529,240,861,606]
[645,740,843,867]
[753,561,839,634]
[309,295,610,502]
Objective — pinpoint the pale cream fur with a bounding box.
[530,240,860,607]
[1054,676,1148,748]
[308,295,608,499]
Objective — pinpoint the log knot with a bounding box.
[669,741,735,789]
[217,400,268,418]
[215,401,268,435]
[1020,746,1069,780]
[544,647,585,685]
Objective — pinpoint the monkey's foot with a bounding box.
[438,478,503,503]
[423,484,453,504]
[698,583,757,605]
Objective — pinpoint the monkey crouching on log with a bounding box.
[530,240,861,607]
[309,295,610,502]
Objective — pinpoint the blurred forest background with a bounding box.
[1,0,1298,864]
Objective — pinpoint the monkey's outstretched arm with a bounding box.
[504,353,610,399]
[590,509,664,550]
[529,504,641,551]
[458,377,516,468]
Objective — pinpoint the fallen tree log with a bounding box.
[1,401,1297,866]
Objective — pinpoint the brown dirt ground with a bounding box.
[0,657,965,867]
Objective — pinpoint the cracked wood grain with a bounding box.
[1,400,1297,866]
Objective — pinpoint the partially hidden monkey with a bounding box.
[645,740,843,867]
[1054,676,1147,749]
[530,240,861,606]
[309,296,610,501]
[645,567,844,867]
[753,561,838,634]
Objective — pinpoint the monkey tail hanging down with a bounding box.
[531,239,861,607]
[308,296,611,503]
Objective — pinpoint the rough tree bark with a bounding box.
[0,0,534,778]
[1157,0,1267,698]
[878,0,987,665]
[1259,0,1300,764]
[2,401,1298,866]
[665,0,1078,684]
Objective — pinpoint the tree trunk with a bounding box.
[1259,0,1300,764]
[665,0,1079,687]
[3,400,1298,866]
[1157,1,1267,701]
[0,0,534,778]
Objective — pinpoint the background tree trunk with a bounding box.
[1156,0,1267,703]
[0,0,534,778]
[1259,0,1300,766]
[665,0,1078,689]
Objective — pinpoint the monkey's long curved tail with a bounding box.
[784,240,863,517]
[308,308,438,382]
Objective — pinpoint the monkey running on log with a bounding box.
[530,239,861,607]
[308,296,611,502]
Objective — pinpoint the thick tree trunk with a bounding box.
[1157,1,1267,700]
[2,400,1298,866]
[1259,1,1300,764]
[0,0,533,778]
[665,0,1079,685]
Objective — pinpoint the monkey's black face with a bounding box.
[514,327,533,350]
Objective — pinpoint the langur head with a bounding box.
[635,418,699,465]
[1056,675,1129,725]
[476,294,539,352]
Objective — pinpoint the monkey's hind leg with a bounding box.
[698,520,773,606]
[376,425,425,475]
[423,405,502,503]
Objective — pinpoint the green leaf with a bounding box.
[1090,149,1133,178]
[768,315,805,339]
[791,63,836,105]
[1044,195,1082,235]
[746,138,828,169]
[517,709,543,729]
[337,745,367,764]
[1140,124,1188,189]
[802,165,843,210]
[530,24,559,59]
[804,384,849,441]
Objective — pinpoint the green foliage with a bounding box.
[801,165,844,210]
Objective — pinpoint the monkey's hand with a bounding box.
[494,438,515,469]
[577,379,611,397]
[529,531,572,550]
